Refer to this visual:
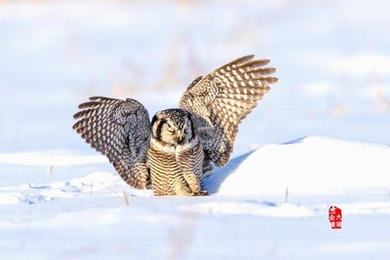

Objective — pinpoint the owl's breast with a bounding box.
[147,139,181,195]
[147,137,204,196]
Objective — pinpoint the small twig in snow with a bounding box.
[284,186,289,203]
[47,165,53,176]
[123,192,129,206]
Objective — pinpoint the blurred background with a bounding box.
[1,0,389,155]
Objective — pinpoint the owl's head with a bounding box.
[151,109,195,146]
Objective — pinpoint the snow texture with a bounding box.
[1,0,390,259]
[1,137,390,259]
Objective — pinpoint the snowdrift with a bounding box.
[205,136,390,196]
[1,137,390,259]
[1,136,389,205]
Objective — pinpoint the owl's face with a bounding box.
[151,109,194,146]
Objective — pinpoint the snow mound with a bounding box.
[205,136,390,195]
[2,136,389,204]
[1,136,390,259]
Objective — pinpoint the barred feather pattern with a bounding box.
[72,96,151,189]
[72,55,277,196]
[180,55,278,166]
[147,138,205,196]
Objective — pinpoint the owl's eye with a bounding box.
[165,122,175,133]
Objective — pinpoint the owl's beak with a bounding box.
[177,133,185,143]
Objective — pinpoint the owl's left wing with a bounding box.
[73,96,151,189]
[179,55,277,167]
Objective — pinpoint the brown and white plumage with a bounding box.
[147,109,207,196]
[180,54,277,166]
[73,55,278,196]
[73,96,151,189]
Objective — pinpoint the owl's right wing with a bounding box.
[73,96,151,189]
[179,55,277,167]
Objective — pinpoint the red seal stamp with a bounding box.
[328,206,342,229]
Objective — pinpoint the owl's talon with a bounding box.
[192,190,208,196]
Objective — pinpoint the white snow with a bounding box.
[1,137,390,258]
[211,137,390,195]
[183,201,315,217]
[1,0,390,259]
[0,151,107,166]
[0,192,21,206]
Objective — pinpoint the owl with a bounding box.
[73,55,277,196]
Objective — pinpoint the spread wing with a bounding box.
[73,96,151,189]
[179,55,278,166]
